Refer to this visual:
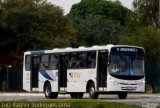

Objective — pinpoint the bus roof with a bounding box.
[24,44,144,55]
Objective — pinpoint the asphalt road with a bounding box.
[0,93,160,106]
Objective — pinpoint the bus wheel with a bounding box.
[118,92,128,99]
[44,83,58,99]
[89,83,98,99]
[44,83,51,98]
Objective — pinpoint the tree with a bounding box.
[0,0,76,66]
[119,26,160,61]
[68,0,134,46]
[133,0,160,28]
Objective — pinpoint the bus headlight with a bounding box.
[108,78,118,85]
[109,78,114,82]
[143,80,145,83]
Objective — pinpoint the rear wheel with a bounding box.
[89,83,98,99]
[118,92,128,99]
[44,83,58,99]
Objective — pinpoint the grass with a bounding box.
[0,99,143,108]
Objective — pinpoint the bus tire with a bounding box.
[44,83,58,99]
[118,92,128,99]
[89,83,98,99]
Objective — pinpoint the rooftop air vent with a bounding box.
[79,46,85,49]
[53,48,59,51]
[66,47,72,50]
[92,45,99,48]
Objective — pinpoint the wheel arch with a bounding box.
[86,80,94,92]
[43,80,50,92]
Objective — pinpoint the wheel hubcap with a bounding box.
[46,87,50,96]
[90,87,94,95]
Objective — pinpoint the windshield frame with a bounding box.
[109,47,145,80]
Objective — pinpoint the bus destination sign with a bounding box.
[117,48,137,52]
[111,47,144,53]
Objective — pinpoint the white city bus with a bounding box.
[23,44,145,99]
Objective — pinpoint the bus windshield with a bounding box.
[109,52,144,79]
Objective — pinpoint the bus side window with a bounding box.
[78,52,87,68]
[49,54,58,70]
[40,55,49,70]
[69,53,77,68]
[87,52,96,68]
[25,55,31,71]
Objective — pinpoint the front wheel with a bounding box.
[118,92,128,99]
[89,83,98,99]
[44,83,58,99]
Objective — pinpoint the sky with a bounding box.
[48,0,134,15]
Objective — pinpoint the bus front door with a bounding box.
[31,56,40,91]
[97,51,108,88]
[58,55,67,92]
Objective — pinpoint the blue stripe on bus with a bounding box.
[40,71,54,80]
[31,51,45,55]
[130,68,135,76]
